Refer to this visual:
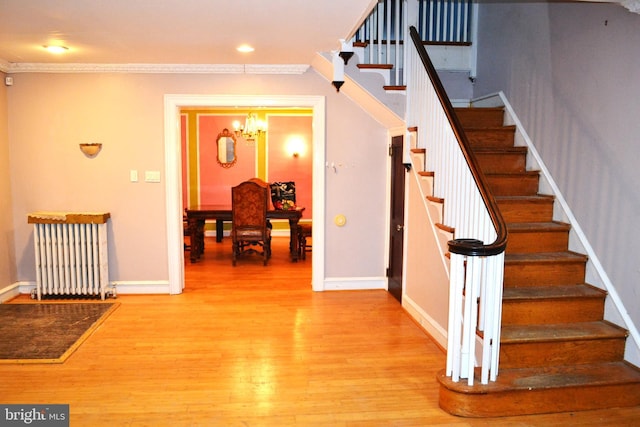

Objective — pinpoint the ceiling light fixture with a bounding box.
[43,45,69,54]
[236,44,255,53]
[233,113,266,143]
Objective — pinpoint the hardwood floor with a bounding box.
[1,236,639,426]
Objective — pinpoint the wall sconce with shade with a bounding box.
[79,143,102,158]
[286,136,306,158]
[233,112,267,144]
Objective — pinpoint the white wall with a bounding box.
[0,72,17,297]
[403,167,450,348]
[473,3,640,327]
[6,69,389,289]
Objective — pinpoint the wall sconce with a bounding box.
[79,143,102,157]
[286,136,306,158]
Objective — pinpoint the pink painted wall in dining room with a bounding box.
[266,115,313,220]
[183,113,313,220]
[196,114,257,206]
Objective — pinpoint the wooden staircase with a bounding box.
[436,107,640,417]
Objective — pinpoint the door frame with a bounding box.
[164,94,326,294]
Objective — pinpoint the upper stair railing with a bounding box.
[350,0,473,86]
[405,26,508,385]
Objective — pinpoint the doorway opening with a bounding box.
[164,95,326,295]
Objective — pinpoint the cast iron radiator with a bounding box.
[28,212,113,300]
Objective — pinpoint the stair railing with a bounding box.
[351,0,474,86]
[406,26,508,385]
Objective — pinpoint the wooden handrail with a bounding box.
[409,26,507,257]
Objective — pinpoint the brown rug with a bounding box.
[0,302,118,364]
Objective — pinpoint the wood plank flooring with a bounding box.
[1,236,639,426]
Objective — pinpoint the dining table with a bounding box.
[185,204,305,263]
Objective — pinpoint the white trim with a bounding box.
[473,91,640,367]
[110,281,170,295]
[0,59,10,73]
[469,1,480,79]
[323,277,387,291]
[0,282,24,303]
[164,94,326,295]
[402,294,448,349]
[4,63,310,75]
[621,0,640,13]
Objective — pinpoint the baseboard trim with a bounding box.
[110,281,171,295]
[0,282,24,303]
[322,277,386,291]
[402,294,448,350]
[5,277,387,297]
[0,280,171,300]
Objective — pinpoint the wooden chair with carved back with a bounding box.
[231,180,272,266]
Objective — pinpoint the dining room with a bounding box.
[181,106,313,273]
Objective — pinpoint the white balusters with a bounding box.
[406,28,504,384]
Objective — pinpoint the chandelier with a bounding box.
[232,112,267,143]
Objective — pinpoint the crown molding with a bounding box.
[2,63,310,75]
[621,0,640,13]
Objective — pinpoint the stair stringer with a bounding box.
[472,91,640,368]
[401,148,453,349]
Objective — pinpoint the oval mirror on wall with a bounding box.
[216,128,237,168]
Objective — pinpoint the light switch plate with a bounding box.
[145,170,161,183]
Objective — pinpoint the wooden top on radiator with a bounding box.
[27,211,111,224]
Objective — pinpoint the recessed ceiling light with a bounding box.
[43,45,69,54]
[237,44,255,53]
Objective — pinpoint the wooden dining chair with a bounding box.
[183,209,191,252]
[297,222,312,260]
[231,180,272,266]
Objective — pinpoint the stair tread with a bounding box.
[503,284,606,301]
[495,194,555,202]
[507,221,571,231]
[485,170,540,177]
[438,361,640,393]
[465,125,516,131]
[357,63,393,69]
[383,85,406,90]
[501,321,627,343]
[455,107,504,112]
[505,251,588,263]
[472,146,528,153]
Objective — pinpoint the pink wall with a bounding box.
[196,114,256,206]
[267,115,313,218]
[182,113,313,219]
